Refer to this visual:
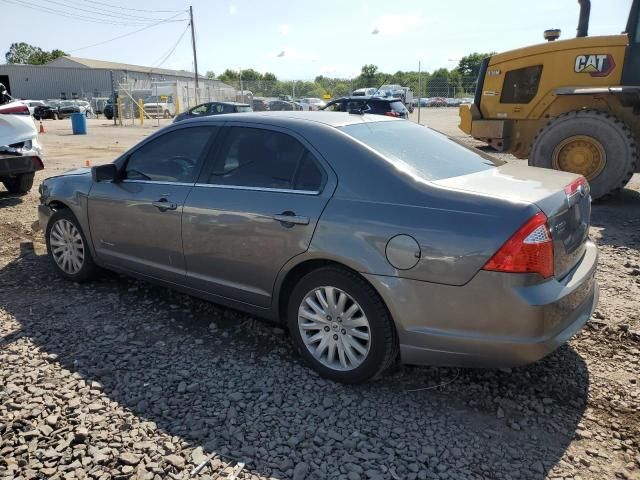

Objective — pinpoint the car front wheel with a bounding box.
[46,209,97,282]
[287,267,398,383]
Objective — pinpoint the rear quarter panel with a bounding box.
[289,127,540,286]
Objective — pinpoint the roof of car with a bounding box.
[180,111,396,128]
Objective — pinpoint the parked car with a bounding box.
[173,102,252,123]
[352,88,378,97]
[0,99,44,194]
[37,112,598,383]
[446,98,462,107]
[24,100,46,116]
[298,98,326,111]
[425,97,448,107]
[57,100,92,119]
[252,98,270,111]
[34,101,61,120]
[321,96,409,119]
[268,100,297,111]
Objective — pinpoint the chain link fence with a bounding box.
[109,76,478,126]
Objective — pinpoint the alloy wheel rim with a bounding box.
[552,135,606,180]
[50,219,85,275]
[298,286,371,371]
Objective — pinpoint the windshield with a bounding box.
[60,101,73,106]
[340,121,503,181]
[236,105,252,112]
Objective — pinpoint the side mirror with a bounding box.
[91,164,118,182]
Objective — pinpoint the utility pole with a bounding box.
[189,6,199,103]
[417,60,421,124]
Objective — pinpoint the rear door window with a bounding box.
[204,127,325,191]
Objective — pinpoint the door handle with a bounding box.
[271,212,310,226]
[152,199,177,211]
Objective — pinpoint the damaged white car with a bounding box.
[0,84,44,194]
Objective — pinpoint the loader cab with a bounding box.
[622,0,640,85]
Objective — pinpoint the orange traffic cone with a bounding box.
[84,160,91,167]
[39,121,45,134]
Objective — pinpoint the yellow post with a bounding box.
[117,96,123,126]
[175,96,180,115]
[138,98,144,125]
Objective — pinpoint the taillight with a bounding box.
[384,111,400,117]
[483,212,554,278]
[0,104,30,115]
[564,176,589,198]
[32,156,44,170]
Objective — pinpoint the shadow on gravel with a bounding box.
[591,187,640,250]
[1,249,590,479]
[0,190,24,208]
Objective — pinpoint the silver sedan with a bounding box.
[38,112,598,383]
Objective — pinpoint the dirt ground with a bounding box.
[0,112,639,480]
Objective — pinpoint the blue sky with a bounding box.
[2,0,632,79]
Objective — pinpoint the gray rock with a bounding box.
[119,453,141,466]
[293,462,310,480]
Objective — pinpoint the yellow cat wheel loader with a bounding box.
[459,0,640,200]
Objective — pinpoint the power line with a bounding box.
[41,0,184,22]
[1,0,185,25]
[83,0,184,14]
[152,23,191,67]
[68,13,189,52]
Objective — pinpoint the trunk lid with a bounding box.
[434,163,591,279]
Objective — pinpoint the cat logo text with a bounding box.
[574,54,616,77]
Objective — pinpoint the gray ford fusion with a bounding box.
[38,112,598,383]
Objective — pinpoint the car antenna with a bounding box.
[372,77,388,97]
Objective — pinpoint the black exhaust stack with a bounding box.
[577,0,591,37]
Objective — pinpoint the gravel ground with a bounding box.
[0,115,639,480]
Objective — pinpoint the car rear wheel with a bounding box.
[46,209,97,282]
[3,173,34,194]
[287,267,398,383]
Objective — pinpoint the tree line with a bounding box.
[5,42,493,99]
[207,53,494,99]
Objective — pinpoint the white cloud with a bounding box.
[228,4,238,15]
[371,13,427,36]
[278,24,291,35]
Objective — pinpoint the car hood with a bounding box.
[0,110,37,147]
[45,167,91,181]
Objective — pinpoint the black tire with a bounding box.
[3,173,34,194]
[529,110,638,200]
[163,110,170,118]
[45,209,98,283]
[287,267,398,384]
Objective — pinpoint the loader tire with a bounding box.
[529,110,638,201]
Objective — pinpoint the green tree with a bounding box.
[5,42,66,64]
[205,70,215,79]
[360,64,378,83]
[456,52,495,79]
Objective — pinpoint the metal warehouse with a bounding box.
[0,56,235,108]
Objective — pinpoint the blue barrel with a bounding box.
[71,112,87,135]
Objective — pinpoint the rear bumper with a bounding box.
[364,240,598,368]
[0,154,42,177]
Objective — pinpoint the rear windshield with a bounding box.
[236,105,252,112]
[340,121,502,181]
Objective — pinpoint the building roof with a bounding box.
[46,56,210,80]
